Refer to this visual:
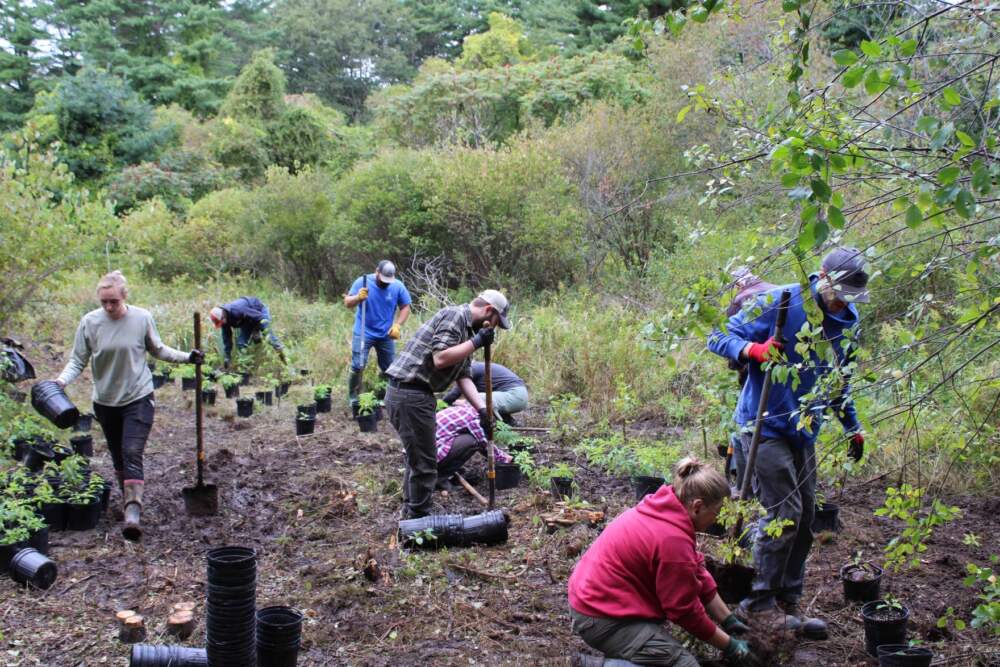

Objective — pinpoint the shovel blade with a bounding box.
[182,484,219,516]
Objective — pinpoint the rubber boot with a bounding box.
[347,368,363,410]
[115,470,125,493]
[122,482,144,541]
[780,601,828,639]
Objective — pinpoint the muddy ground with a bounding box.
[3,362,1000,666]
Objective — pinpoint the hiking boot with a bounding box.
[779,601,828,639]
[435,476,458,493]
[122,481,144,541]
[737,600,801,633]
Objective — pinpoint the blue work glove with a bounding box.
[723,637,760,666]
[722,613,750,636]
[471,326,495,350]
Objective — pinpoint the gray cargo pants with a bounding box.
[385,385,438,517]
[569,609,700,667]
[741,435,816,610]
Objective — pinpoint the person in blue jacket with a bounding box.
[209,297,286,367]
[707,246,870,637]
[343,260,412,405]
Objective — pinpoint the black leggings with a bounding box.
[437,433,485,480]
[93,393,155,482]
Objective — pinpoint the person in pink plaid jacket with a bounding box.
[435,404,512,488]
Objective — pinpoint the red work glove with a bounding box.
[745,337,783,364]
[848,432,865,462]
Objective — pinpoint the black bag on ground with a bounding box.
[2,338,36,383]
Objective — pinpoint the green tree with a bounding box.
[456,12,533,70]
[0,0,49,130]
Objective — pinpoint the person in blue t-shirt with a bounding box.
[343,260,412,404]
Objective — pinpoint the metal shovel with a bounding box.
[484,341,496,509]
[183,312,219,516]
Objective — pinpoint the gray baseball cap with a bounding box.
[478,289,511,329]
[821,246,870,304]
[376,260,396,283]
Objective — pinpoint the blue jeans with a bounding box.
[351,334,395,372]
[236,305,283,352]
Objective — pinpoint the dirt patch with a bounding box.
[2,361,999,665]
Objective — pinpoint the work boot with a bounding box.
[738,599,801,633]
[779,600,828,639]
[122,482,144,541]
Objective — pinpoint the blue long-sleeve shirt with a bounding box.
[220,296,276,360]
[707,276,862,446]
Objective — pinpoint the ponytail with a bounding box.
[673,456,729,506]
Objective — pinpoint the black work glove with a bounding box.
[189,349,205,364]
[848,432,865,462]
[470,326,495,350]
[722,613,750,636]
[478,407,492,432]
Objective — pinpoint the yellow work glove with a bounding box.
[357,287,369,302]
[388,323,401,340]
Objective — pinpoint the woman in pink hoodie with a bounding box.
[568,458,757,667]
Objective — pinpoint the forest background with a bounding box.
[2,0,999,635]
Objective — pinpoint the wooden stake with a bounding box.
[455,473,489,506]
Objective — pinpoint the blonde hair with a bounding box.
[97,270,129,299]
[673,456,730,507]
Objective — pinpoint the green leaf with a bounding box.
[942,86,961,107]
[954,189,975,218]
[864,68,888,94]
[972,164,992,194]
[797,222,815,251]
[810,178,831,202]
[833,49,858,67]
[905,204,923,229]
[632,36,645,51]
[801,204,819,224]
[690,5,709,22]
[860,40,883,58]
[782,0,800,10]
[930,122,955,151]
[828,205,845,229]
[842,65,866,88]
[899,39,917,57]
[665,12,687,36]
[781,172,801,187]
[955,130,975,147]
[676,105,691,123]
[916,116,940,134]
[937,166,961,185]
[984,97,1000,112]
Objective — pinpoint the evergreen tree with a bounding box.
[0,0,49,129]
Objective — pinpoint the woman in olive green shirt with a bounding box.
[56,271,203,540]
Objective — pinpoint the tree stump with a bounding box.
[167,611,196,640]
[119,614,146,643]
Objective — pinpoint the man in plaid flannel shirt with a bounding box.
[435,404,512,488]
[385,290,511,518]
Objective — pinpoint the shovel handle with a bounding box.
[360,275,367,345]
[732,289,792,535]
[484,341,495,509]
[194,312,205,487]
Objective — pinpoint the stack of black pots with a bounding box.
[256,606,303,666]
[206,546,258,666]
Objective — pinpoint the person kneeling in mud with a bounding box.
[434,404,511,492]
[567,458,760,667]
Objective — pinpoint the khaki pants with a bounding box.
[569,609,700,667]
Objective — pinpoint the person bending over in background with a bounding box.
[434,404,512,492]
[568,458,757,667]
[209,296,286,368]
[384,290,511,519]
[442,360,528,425]
[343,260,411,407]
[707,246,870,637]
[56,270,203,541]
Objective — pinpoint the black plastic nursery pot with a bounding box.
[151,373,167,389]
[239,372,252,386]
[40,502,69,532]
[130,644,208,667]
[876,644,933,667]
[236,397,254,418]
[9,548,57,589]
[632,475,666,501]
[717,443,729,458]
[52,444,73,463]
[549,476,574,499]
[842,562,883,604]
[0,540,27,575]
[73,413,93,432]
[399,510,509,549]
[276,381,290,397]
[31,380,80,429]
[295,417,316,436]
[67,499,102,531]
[356,414,378,433]
[23,443,56,472]
[862,600,910,657]
[494,463,522,490]
[315,395,332,413]
[201,388,217,405]
[70,434,94,457]
[28,526,49,555]
[255,391,273,406]
[257,606,303,667]
[13,437,31,461]
[224,384,240,399]
[181,376,197,391]
[297,403,317,419]
[812,502,841,533]
[206,546,257,667]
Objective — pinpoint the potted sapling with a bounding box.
[200,379,217,406]
[0,516,30,575]
[295,407,316,436]
[314,385,333,413]
[372,376,389,401]
[841,551,883,603]
[65,478,102,531]
[35,477,68,532]
[5,501,49,555]
[176,364,197,391]
[355,392,379,433]
[862,597,910,657]
[220,373,241,399]
[548,462,576,499]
